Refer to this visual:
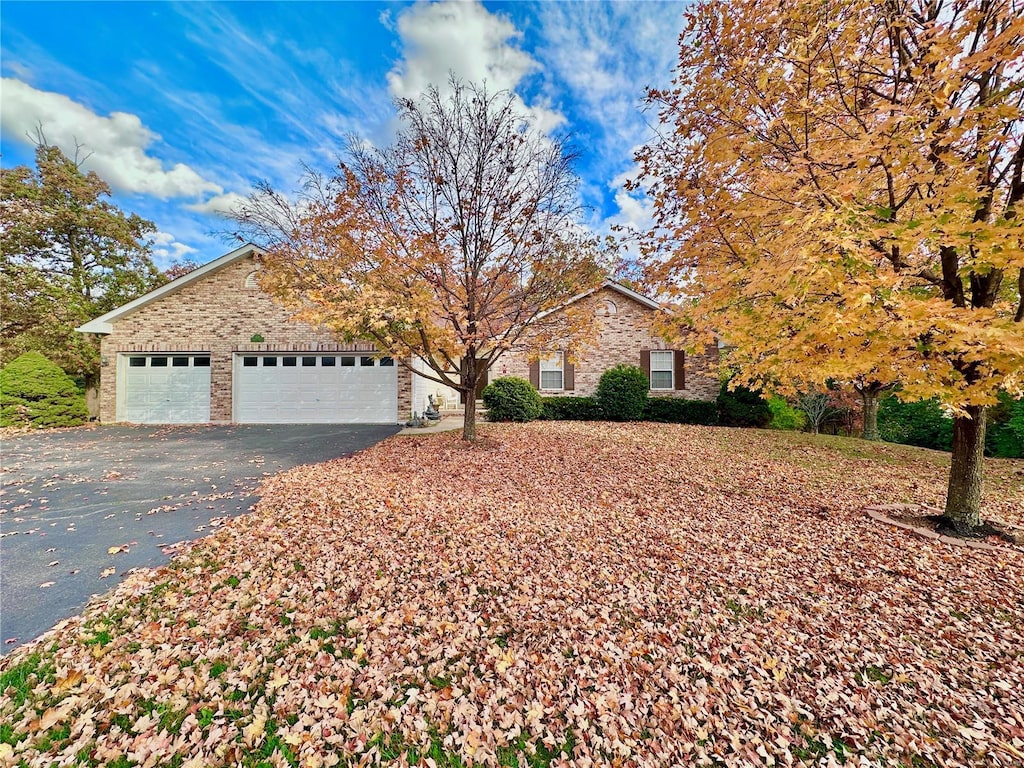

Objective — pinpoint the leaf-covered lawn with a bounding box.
[2,422,1022,768]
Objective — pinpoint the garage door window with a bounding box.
[302,357,316,366]
[128,355,211,368]
[283,357,297,367]
[262,357,277,366]
[341,356,355,366]
[361,356,374,366]
[243,356,257,367]
[380,357,394,366]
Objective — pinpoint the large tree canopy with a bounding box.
[1,144,164,378]
[232,80,606,440]
[636,0,1024,529]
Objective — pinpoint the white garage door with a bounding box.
[120,354,211,423]
[233,354,398,424]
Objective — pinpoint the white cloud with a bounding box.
[185,191,249,216]
[388,0,565,133]
[1,78,223,200]
[528,2,685,234]
[151,231,198,262]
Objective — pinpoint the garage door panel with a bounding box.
[234,354,397,423]
[121,355,211,423]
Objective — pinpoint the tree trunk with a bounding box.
[861,391,880,441]
[944,406,986,533]
[461,355,477,442]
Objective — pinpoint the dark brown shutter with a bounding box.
[674,350,686,390]
[564,356,575,391]
[640,349,651,385]
[529,359,540,389]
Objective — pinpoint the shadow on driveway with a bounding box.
[0,423,398,654]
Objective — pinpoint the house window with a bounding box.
[650,350,673,390]
[540,353,564,390]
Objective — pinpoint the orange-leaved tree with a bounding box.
[231,79,605,441]
[635,0,1024,531]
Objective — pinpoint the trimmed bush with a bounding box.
[0,352,88,429]
[596,365,649,421]
[643,397,719,425]
[767,395,807,431]
[717,382,772,428]
[539,396,603,421]
[878,397,953,451]
[482,376,543,422]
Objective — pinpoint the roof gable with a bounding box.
[538,279,662,321]
[76,243,264,334]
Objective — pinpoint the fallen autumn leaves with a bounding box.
[1,422,1022,767]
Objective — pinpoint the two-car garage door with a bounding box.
[233,354,397,423]
[117,353,397,424]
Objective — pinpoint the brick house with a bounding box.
[488,281,720,402]
[78,244,719,424]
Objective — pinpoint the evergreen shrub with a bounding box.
[596,365,649,421]
[0,352,88,429]
[643,397,719,425]
[717,381,772,428]
[482,377,543,422]
[538,396,603,421]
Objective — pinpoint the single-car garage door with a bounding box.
[233,354,398,424]
[119,354,211,423]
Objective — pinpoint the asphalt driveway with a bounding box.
[0,423,398,654]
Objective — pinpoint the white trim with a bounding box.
[539,351,564,391]
[649,349,674,391]
[76,243,265,334]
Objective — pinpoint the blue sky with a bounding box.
[1,1,686,268]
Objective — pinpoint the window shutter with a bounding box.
[640,349,651,384]
[529,360,540,389]
[564,358,575,391]
[675,350,686,390]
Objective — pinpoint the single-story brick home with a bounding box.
[77,244,720,424]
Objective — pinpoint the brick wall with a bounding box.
[96,255,412,422]
[492,287,721,401]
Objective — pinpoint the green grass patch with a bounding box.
[0,652,55,708]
